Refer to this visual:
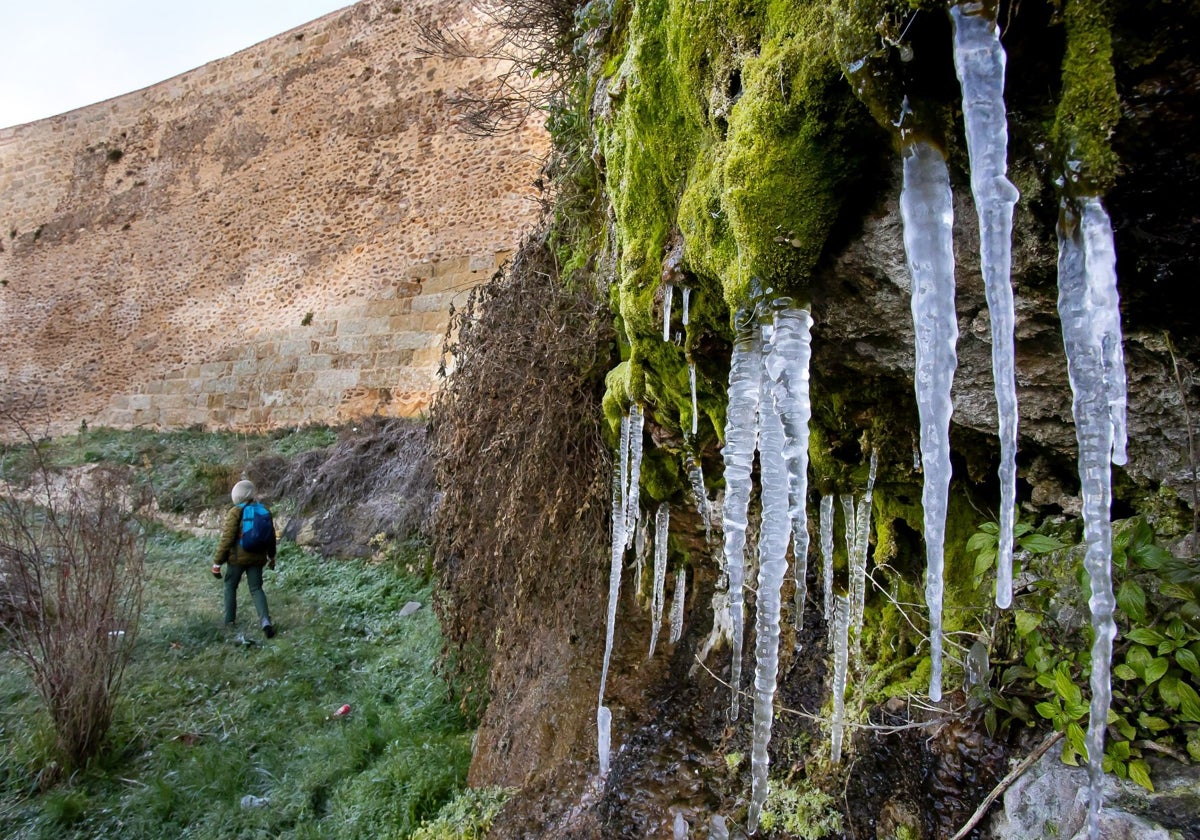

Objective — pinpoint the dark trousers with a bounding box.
[223,563,270,625]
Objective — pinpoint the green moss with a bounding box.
[1052,0,1121,194]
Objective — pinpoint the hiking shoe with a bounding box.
[262,619,276,639]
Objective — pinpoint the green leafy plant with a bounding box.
[967,518,1066,591]
[758,781,843,839]
[970,516,1200,792]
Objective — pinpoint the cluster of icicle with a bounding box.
[893,5,1127,836]
[720,300,814,833]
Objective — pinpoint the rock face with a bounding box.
[0,0,547,435]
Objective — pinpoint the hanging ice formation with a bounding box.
[685,453,712,542]
[830,593,851,764]
[635,517,649,599]
[950,1,1021,609]
[899,139,958,703]
[1057,196,1126,840]
[682,286,691,326]
[663,283,674,342]
[769,308,815,632]
[598,423,632,776]
[849,451,878,651]
[649,502,670,657]
[689,360,699,436]
[626,404,645,548]
[716,299,814,832]
[819,495,835,622]
[670,568,686,644]
[839,494,856,645]
[721,315,763,721]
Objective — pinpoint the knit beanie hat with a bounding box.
[231,480,255,504]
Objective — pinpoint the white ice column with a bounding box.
[649,502,670,657]
[721,316,763,720]
[951,2,1021,609]
[900,140,958,703]
[1058,197,1123,840]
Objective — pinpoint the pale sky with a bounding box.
[0,1,356,128]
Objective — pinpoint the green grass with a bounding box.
[1,528,472,839]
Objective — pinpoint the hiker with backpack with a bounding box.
[211,479,277,638]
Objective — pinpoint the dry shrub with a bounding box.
[429,228,613,711]
[0,425,147,771]
[259,417,435,557]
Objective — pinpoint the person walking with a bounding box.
[211,479,277,638]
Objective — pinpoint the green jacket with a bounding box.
[213,504,275,568]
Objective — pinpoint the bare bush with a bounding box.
[0,422,147,771]
[428,226,613,714]
[416,0,586,136]
[257,417,435,557]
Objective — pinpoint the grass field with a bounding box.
[0,527,479,839]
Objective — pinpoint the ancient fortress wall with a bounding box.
[0,0,548,436]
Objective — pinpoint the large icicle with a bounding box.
[685,453,712,543]
[830,592,851,764]
[746,343,791,834]
[900,140,959,702]
[689,360,699,436]
[1058,197,1123,839]
[820,495,835,622]
[1081,198,1128,467]
[625,404,645,548]
[669,568,686,644]
[840,494,858,645]
[649,502,670,657]
[850,451,878,650]
[598,436,631,776]
[721,315,763,720]
[951,2,1021,609]
[682,286,691,326]
[663,283,674,342]
[767,307,814,632]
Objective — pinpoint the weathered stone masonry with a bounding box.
[0,0,548,435]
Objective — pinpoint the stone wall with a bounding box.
[0,0,547,435]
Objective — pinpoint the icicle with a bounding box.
[721,314,763,720]
[685,453,712,543]
[900,140,958,703]
[598,445,630,776]
[766,306,814,632]
[626,404,645,548]
[1081,197,1128,467]
[619,413,631,530]
[649,502,670,657]
[1057,197,1121,840]
[682,286,691,326]
[673,812,689,839]
[663,283,675,342]
[670,568,686,644]
[635,517,649,599]
[689,360,699,436]
[820,495,835,623]
[951,2,1021,610]
[850,450,878,648]
[746,348,791,834]
[840,494,857,645]
[830,592,851,764]
[710,814,729,840]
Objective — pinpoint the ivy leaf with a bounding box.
[973,547,998,582]
[1159,675,1182,709]
[1127,628,1166,647]
[1014,610,1042,638]
[1137,714,1170,733]
[1175,648,1200,677]
[1177,681,1200,723]
[1055,667,1083,707]
[1066,721,1088,761]
[967,530,996,554]
[1128,759,1154,792]
[1113,663,1139,681]
[1019,533,1067,554]
[1144,657,1170,685]
[1116,580,1147,624]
